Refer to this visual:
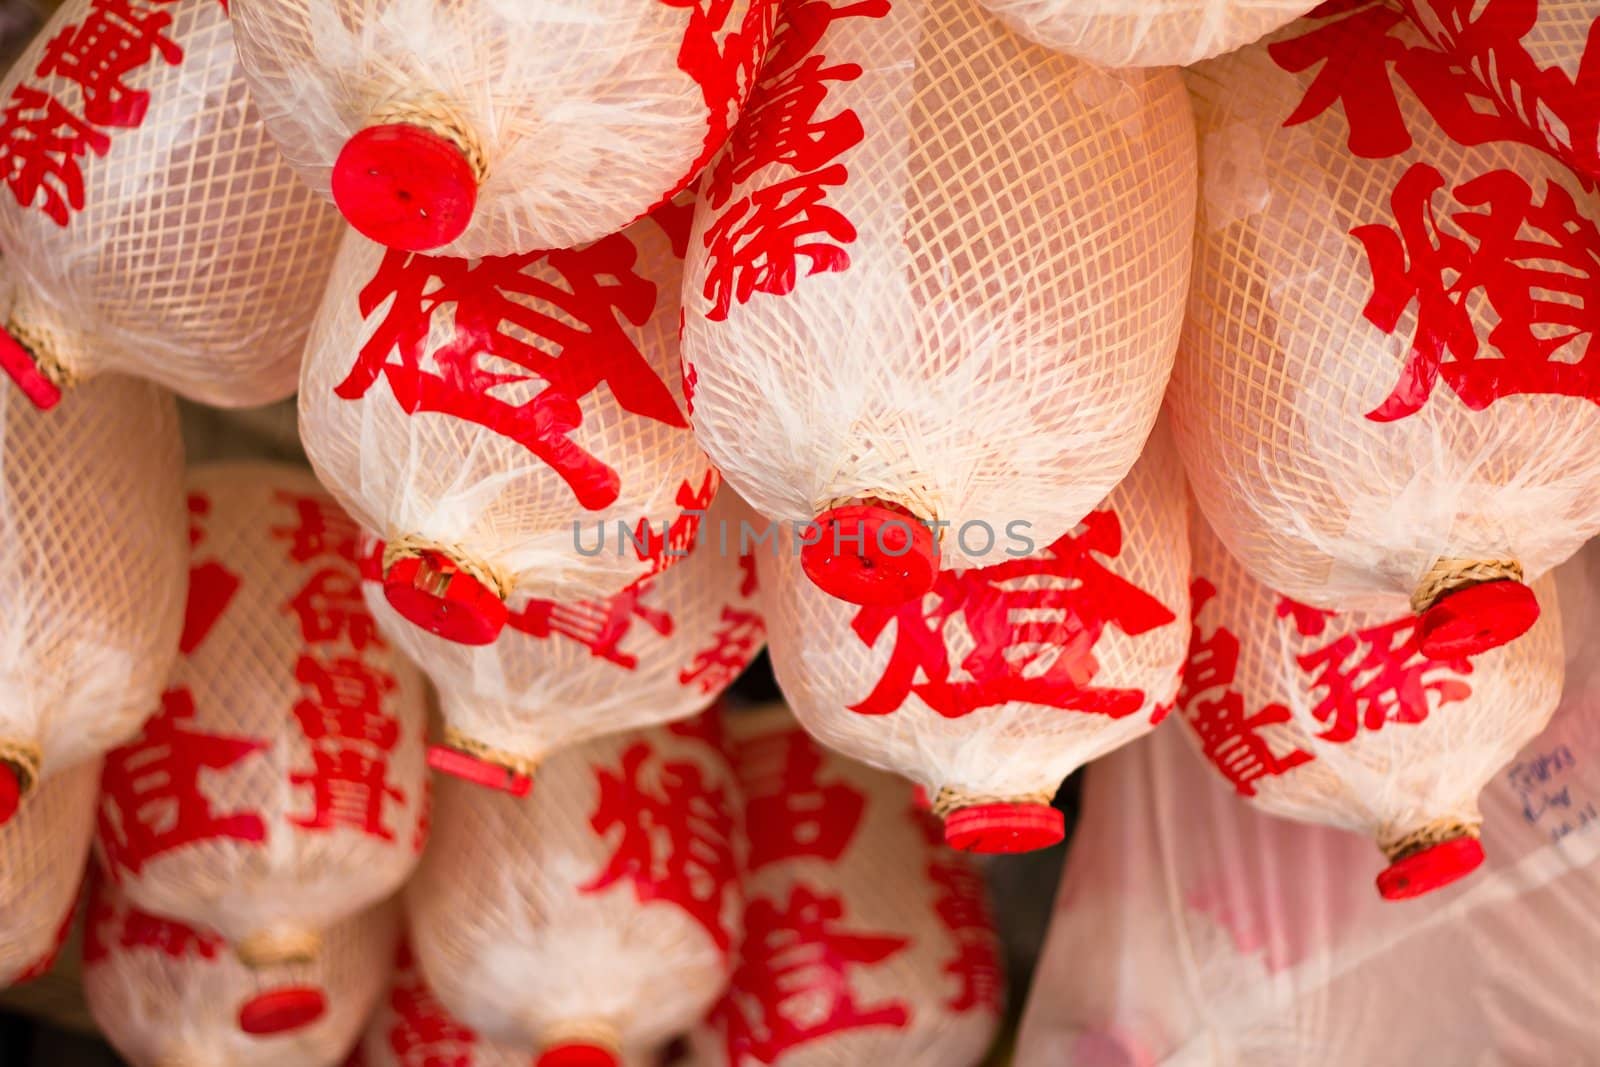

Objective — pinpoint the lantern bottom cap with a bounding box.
[1418,579,1539,659]
[0,328,60,410]
[801,501,938,606]
[538,1042,620,1067]
[332,122,477,252]
[428,744,532,797]
[384,550,508,645]
[944,801,1064,854]
[0,762,18,826]
[237,987,327,1036]
[1376,836,1486,901]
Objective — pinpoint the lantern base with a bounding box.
[428,744,532,798]
[0,762,19,827]
[1418,579,1539,659]
[538,1043,620,1067]
[384,550,508,645]
[944,802,1064,854]
[332,122,477,252]
[1376,836,1485,901]
[237,987,327,1035]
[800,501,938,606]
[0,329,60,410]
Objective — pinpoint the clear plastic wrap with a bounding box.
[0,758,97,988]
[975,0,1321,68]
[689,705,1001,1067]
[301,201,715,646]
[84,877,397,1061]
[763,422,1190,854]
[680,0,1195,605]
[230,0,777,256]
[0,0,345,410]
[1170,2,1600,660]
[0,372,185,822]
[405,713,741,1067]
[96,463,429,972]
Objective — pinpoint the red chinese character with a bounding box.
[37,0,183,129]
[583,741,739,953]
[1269,2,1415,159]
[0,85,110,224]
[337,231,687,511]
[713,885,911,1064]
[289,747,406,842]
[271,491,363,565]
[119,906,223,961]
[663,0,773,199]
[624,471,718,575]
[386,942,477,1067]
[738,545,759,596]
[289,654,405,841]
[13,896,78,983]
[292,654,401,751]
[178,556,242,656]
[927,860,1002,1015]
[98,688,268,878]
[1356,164,1600,421]
[679,607,765,695]
[508,579,674,670]
[848,510,1177,719]
[285,567,383,651]
[735,725,865,871]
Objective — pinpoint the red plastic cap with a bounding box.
[0,762,19,827]
[944,802,1064,854]
[332,123,477,252]
[238,987,328,1036]
[801,502,939,606]
[428,744,532,798]
[384,551,508,645]
[537,1043,619,1067]
[1376,837,1486,901]
[0,328,60,410]
[1418,579,1540,660]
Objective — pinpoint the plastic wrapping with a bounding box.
[1170,3,1600,658]
[680,0,1195,603]
[1178,511,1564,899]
[975,0,1321,68]
[0,372,185,821]
[689,706,1001,1067]
[301,201,715,646]
[406,714,741,1067]
[763,423,1190,854]
[1014,542,1600,1064]
[0,0,345,410]
[363,487,764,796]
[230,0,777,256]
[96,463,429,970]
[0,758,97,988]
[1398,0,1599,180]
[84,877,397,1062]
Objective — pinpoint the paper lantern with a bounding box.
[301,201,715,646]
[764,423,1189,854]
[96,463,429,971]
[229,0,777,256]
[364,487,763,796]
[0,373,185,824]
[680,0,1195,605]
[0,758,97,988]
[406,714,741,1067]
[0,0,344,410]
[84,877,397,1062]
[1177,511,1564,898]
[1170,2,1600,660]
[975,0,1322,67]
[690,706,1001,1067]
[1398,0,1599,180]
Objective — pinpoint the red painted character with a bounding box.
[736,727,865,871]
[926,859,1002,1015]
[289,654,405,841]
[509,580,674,670]
[386,942,477,1067]
[622,471,718,576]
[679,607,765,695]
[270,490,363,566]
[662,0,773,192]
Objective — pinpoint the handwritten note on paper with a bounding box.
[1508,746,1599,844]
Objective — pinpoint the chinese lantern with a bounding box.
[363,487,763,796]
[1013,672,1600,1066]
[301,201,716,647]
[1176,511,1564,899]
[1170,2,1600,661]
[229,0,777,256]
[974,0,1322,67]
[0,0,345,410]
[84,878,398,1060]
[0,758,97,988]
[1398,0,1599,180]
[406,714,741,1067]
[96,463,429,973]
[0,373,185,825]
[763,422,1190,854]
[690,706,1002,1067]
[681,0,1195,606]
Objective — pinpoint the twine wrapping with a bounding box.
[441,725,542,781]
[1411,558,1525,614]
[5,315,75,393]
[0,741,41,802]
[540,1018,623,1058]
[382,536,513,601]
[1380,820,1481,863]
[369,97,489,184]
[236,926,323,968]
[931,786,1055,819]
[818,490,944,544]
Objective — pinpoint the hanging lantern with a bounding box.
[1169,2,1600,660]
[301,201,715,646]
[96,464,429,971]
[0,0,345,410]
[764,423,1189,854]
[0,758,97,988]
[681,0,1195,606]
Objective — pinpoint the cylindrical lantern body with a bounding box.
[0,0,344,409]
[230,0,777,256]
[0,373,185,818]
[301,202,715,646]
[681,0,1195,604]
[690,706,1001,1067]
[84,878,397,1064]
[0,758,97,987]
[96,463,430,967]
[407,715,741,1066]
[975,0,1322,67]
[764,423,1190,853]
[1171,3,1600,658]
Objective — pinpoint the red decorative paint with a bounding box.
[383,941,480,1065]
[735,724,865,872]
[924,850,1003,1014]
[679,606,765,694]
[509,578,674,670]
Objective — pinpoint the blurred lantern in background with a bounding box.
[0,759,96,989]
[974,0,1323,67]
